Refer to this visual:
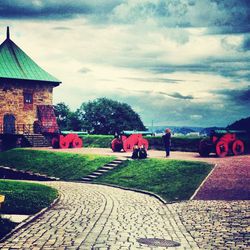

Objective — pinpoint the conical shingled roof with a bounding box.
[0,27,61,85]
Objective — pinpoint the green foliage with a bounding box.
[96,159,212,201]
[0,149,115,180]
[0,180,58,215]
[80,135,114,148]
[146,136,202,152]
[0,218,17,239]
[76,98,146,134]
[54,102,81,131]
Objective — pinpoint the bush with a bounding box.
[146,136,202,152]
[80,135,113,148]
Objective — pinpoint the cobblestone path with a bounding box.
[0,182,198,250]
[173,200,250,249]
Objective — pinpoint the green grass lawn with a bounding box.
[0,180,58,215]
[0,149,115,180]
[96,158,213,201]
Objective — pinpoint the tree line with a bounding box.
[54,98,146,134]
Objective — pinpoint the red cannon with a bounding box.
[52,133,83,149]
[199,130,245,157]
[111,131,149,152]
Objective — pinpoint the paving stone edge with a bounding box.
[190,163,217,200]
[0,195,60,243]
[0,165,60,181]
[82,181,171,204]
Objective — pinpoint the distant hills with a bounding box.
[147,116,250,136]
[147,125,204,135]
[199,127,224,135]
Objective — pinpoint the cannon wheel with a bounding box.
[72,137,83,148]
[59,136,70,149]
[198,139,211,157]
[123,139,134,152]
[232,140,244,155]
[138,138,149,150]
[216,140,228,157]
[111,138,123,152]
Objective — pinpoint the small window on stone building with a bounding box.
[24,92,33,104]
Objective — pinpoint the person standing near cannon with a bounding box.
[162,128,171,157]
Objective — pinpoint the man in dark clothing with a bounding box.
[132,145,139,159]
[162,128,171,157]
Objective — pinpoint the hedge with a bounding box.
[80,135,203,152]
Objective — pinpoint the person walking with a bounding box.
[162,128,171,157]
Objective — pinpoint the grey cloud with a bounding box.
[117,88,193,100]
[110,0,250,33]
[115,89,245,127]
[78,67,91,74]
[123,77,183,84]
[52,26,72,30]
[159,92,194,100]
[241,35,250,51]
[0,0,122,19]
[212,87,250,104]
[208,25,250,35]
[1,0,250,35]
[149,57,250,82]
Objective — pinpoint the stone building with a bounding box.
[0,27,61,148]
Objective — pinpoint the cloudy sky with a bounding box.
[0,0,249,127]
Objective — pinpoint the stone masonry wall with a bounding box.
[0,80,54,133]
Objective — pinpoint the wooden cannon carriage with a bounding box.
[111,131,149,152]
[199,130,246,157]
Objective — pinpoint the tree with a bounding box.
[227,116,250,133]
[54,102,81,131]
[76,98,146,134]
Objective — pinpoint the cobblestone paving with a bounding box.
[0,182,199,250]
[173,200,250,249]
[4,149,250,249]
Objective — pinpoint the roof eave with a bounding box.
[0,77,61,87]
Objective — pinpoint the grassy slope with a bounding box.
[0,149,115,180]
[0,180,58,214]
[96,159,213,201]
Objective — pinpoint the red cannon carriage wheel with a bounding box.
[72,137,83,148]
[111,138,123,152]
[123,139,133,152]
[59,136,70,149]
[216,140,229,157]
[232,140,244,155]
